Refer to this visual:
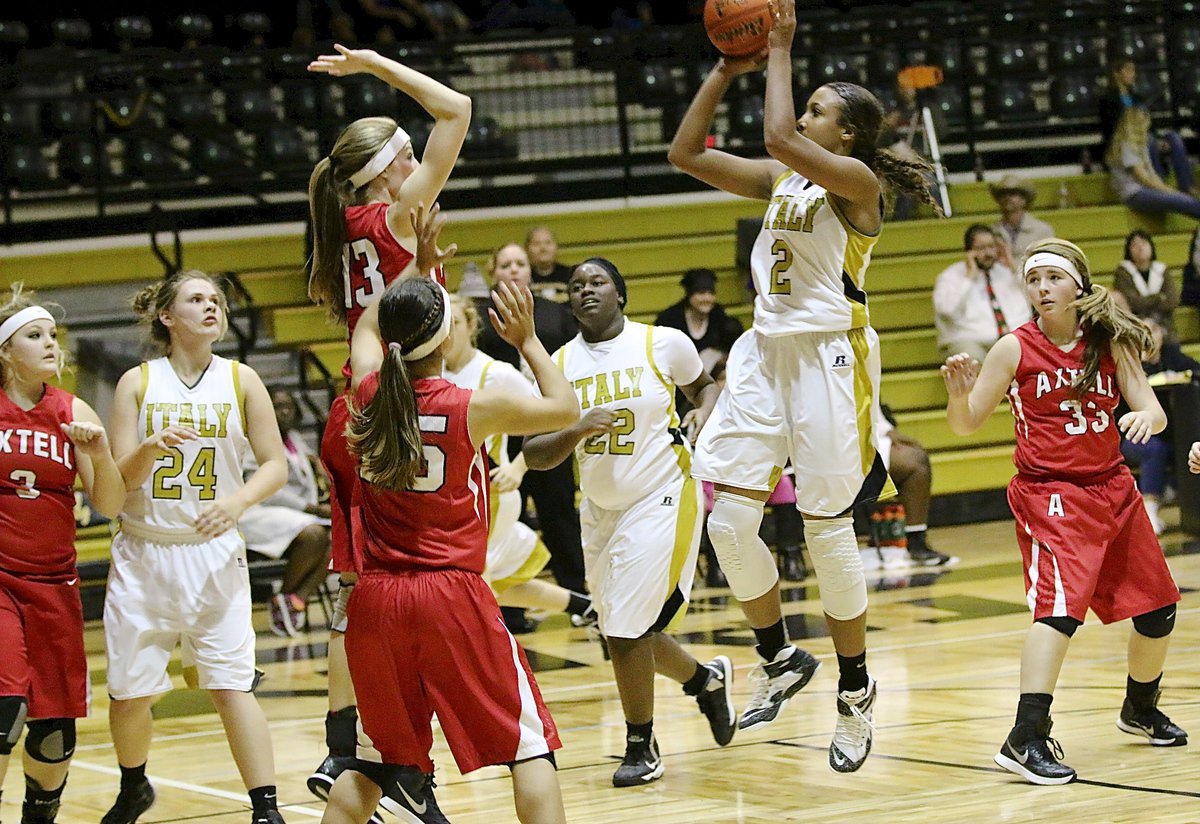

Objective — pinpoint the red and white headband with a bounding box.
[348,127,411,189]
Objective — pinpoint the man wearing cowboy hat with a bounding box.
[990,174,1055,259]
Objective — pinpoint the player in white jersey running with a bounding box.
[524,259,735,787]
[669,0,940,773]
[442,294,595,622]
[102,271,289,824]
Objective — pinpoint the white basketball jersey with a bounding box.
[750,171,879,336]
[556,321,703,511]
[121,356,249,536]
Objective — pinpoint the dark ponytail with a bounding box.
[345,277,448,491]
[826,81,944,216]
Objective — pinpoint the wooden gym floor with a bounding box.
[5,515,1200,823]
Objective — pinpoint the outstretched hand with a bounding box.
[308,44,382,77]
[940,353,980,398]
[489,281,537,350]
[767,0,797,48]
[1189,441,1200,474]
[410,201,458,279]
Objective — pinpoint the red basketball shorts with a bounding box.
[346,568,560,774]
[0,568,89,718]
[321,394,357,573]
[1008,466,1179,625]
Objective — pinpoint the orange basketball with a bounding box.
[704,0,774,58]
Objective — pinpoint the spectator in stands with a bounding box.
[1099,59,1191,188]
[990,174,1054,259]
[1112,229,1179,343]
[655,268,744,374]
[1106,107,1200,220]
[240,389,333,638]
[476,242,587,603]
[933,224,1032,363]
[357,0,470,40]
[474,0,576,32]
[526,226,572,300]
[1122,319,1200,534]
[1183,226,1200,307]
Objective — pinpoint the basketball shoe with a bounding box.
[307,756,383,824]
[378,768,450,824]
[739,645,821,731]
[993,718,1077,785]
[100,778,155,824]
[612,731,664,787]
[829,676,876,773]
[1117,692,1188,746]
[694,656,736,746]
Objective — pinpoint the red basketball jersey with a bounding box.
[341,203,445,382]
[1008,321,1121,480]
[0,385,78,577]
[352,374,490,574]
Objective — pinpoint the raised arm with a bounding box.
[309,45,471,217]
[67,397,124,519]
[1113,340,1167,444]
[668,56,785,201]
[467,283,579,444]
[762,0,880,209]
[943,334,1021,435]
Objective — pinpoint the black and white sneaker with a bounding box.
[907,546,959,567]
[307,756,383,824]
[612,732,664,787]
[1117,694,1188,746]
[829,676,877,773]
[695,656,736,747]
[100,779,156,824]
[378,768,449,824]
[738,646,821,731]
[993,719,1077,785]
[251,811,286,824]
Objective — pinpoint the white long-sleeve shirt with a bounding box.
[932,260,1032,350]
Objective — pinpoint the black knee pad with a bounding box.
[1132,604,1177,639]
[24,718,75,764]
[0,695,27,755]
[1036,615,1082,638]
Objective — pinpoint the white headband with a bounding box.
[400,283,453,362]
[0,306,55,346]
[348,127,412,189]
[1024,252,1084,288]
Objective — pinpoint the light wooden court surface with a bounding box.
[6,516,1200,824]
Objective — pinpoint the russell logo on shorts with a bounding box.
[831,354,849,369]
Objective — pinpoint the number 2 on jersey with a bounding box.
[343,237,386,308]
[583,409,636,456]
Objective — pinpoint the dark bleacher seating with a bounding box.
[460,116,517,161]
[1172,24,1200,62]
[58,136,102,184]
[631,64,676,104]
[173,14,214,48]
[987,40,1039,75]
[112,16,153,50]
[986,78,1039,122]
[164,86,222,132]
[5,143,53,188]
[341,76,397,121]
[51,18,92,48]
[728,96,764,142]
[811,52,862,85]
[1,98,41,139]
[869,45,904,88]
[1050,73,1101,118]
[226,84,277,132]
[125,135,180,180]
[1050,33,1103,71]
[1108,27,1157,63]
[46,96,93,135]
[259,124,310,170]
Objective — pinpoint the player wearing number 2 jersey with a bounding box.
[0,285,124,823]
[944,238,1185,787]
[305,44,469,821]
[103,272,289,824]
[319,277,577,824]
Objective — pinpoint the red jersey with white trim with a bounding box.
[1008,321,1121,480]
[352,374,490,574]
[0,385,77,577]
[341,203,445,382]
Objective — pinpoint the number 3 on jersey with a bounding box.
[343,237,386,308]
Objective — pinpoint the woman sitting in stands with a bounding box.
[1106,107,1200,220]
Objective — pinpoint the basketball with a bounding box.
[704,0,774,58]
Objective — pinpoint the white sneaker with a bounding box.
[879,546,911,570]
[829,676,877,773]
[738,646,821,731]
[860,547,883,571]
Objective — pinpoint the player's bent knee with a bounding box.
[1132,604,1176,638]
[24,717,75,764]
[1035,615,1081,637]
[708,493,778,601]
[0,695,27,755]
[804,516,867,620]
